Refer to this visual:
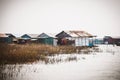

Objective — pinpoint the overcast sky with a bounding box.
[0,0,120,37]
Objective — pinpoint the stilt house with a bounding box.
[56,30,95,47]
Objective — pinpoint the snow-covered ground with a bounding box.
[0,45,120,80]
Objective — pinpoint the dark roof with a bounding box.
[21,34,31,39]
[6,33,16,38]
[56,31,71,38]
[104,36,112,39]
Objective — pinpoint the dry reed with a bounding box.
[0,43,78,64]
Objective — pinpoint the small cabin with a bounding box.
[113,37,120,46]
[103,36,113,44]
[38,33,57,46]
[21,34,39,43]
[104,36,120,46]
[0,33,9,43]
[5,33,16,43]
[12,34,22,43]
[56,30,95,47]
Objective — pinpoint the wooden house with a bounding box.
[103,36,113,44]
[5,33,16,43]
[13,34,22,43]
[21,34,39,43]
[38,33,57,46]
[103,36,120,46]
[0,33,9,43]
[112,36,120,46]
[10,34,29,44]
[6,34,32,44]
[56,30,95,47]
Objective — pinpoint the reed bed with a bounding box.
[0,43,76,64]
[0,43,93,64]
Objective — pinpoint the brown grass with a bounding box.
[0,43,95,64]
[0,43,79,64]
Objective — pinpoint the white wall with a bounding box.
[75,37,89,46]
[53,39,57,46]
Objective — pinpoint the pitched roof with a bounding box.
[56,30,94,38]
[21,34,39,38]
[46,33,57,38]
[38,33,56,38]
[27,34,39,38]
[67,30,93,37]
[6,33,16,38]
[56,31,71,38]
[38,33,50,38]
[13,34,23,38]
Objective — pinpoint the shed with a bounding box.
[5,33,16,43]
[38,33,57,46]
[13,34,22,43]
[0,33,9,43]
[103,36,113,44]
[21,34,39,43]
[112,36,120,46]
[104,36,120,46]
[56,30,95,47]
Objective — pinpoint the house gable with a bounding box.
[56,31,71,38]
[38,33,50,38]
[6,33,16,38]
[21,34,31,39]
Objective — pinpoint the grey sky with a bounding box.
[0,0,120,37]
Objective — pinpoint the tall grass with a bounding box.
[0,43,95,64]
[0,43,79,64]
